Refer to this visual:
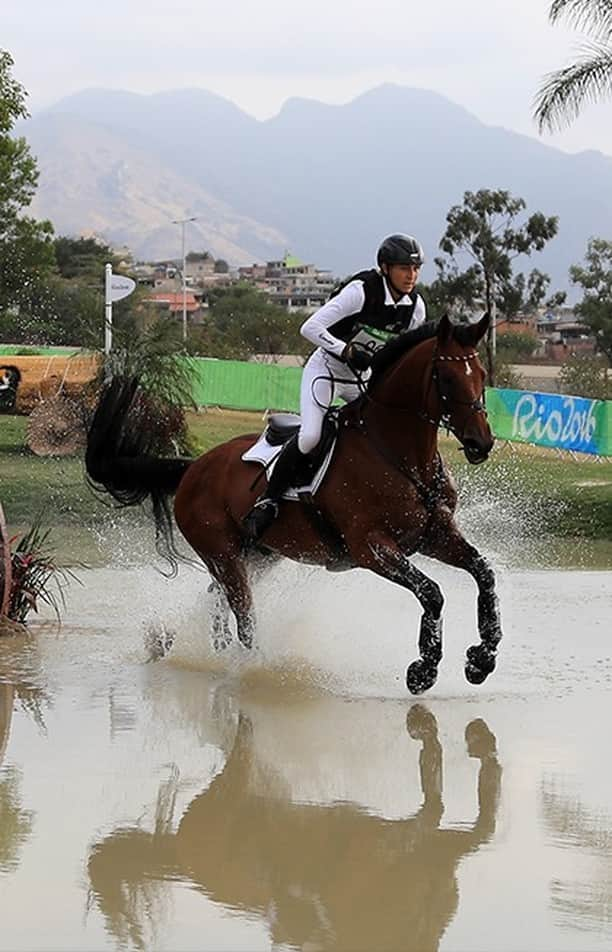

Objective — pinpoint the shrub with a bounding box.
[558,354,612,400]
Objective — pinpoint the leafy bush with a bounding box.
[496,331,538,361]
[492,357,523,389]
[558,354,612,400]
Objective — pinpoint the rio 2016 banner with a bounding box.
[485,388,612,457]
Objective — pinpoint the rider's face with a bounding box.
[385,263,420,297]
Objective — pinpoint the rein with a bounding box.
[340,345,485,509]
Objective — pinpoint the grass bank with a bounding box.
[1,410,610,568]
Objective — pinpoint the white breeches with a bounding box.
[297,348,365,453]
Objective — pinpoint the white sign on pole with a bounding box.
[104,265,137,354]
[110,275,136,302]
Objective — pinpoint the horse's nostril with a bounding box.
[463,439,489,464]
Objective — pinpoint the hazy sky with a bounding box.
[5,0,612,155]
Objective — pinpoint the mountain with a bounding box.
[21,84,612,285]
[24,109,287,264]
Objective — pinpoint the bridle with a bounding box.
[421,348,487,441]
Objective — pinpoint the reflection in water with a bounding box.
[0,680,13,765]
[0,633,49,731]
[0,682,34,874]
[542,780,612,937]
[88,705,501,952]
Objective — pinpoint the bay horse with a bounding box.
[85,314,502,694]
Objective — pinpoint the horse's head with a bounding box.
[433,315,493,464]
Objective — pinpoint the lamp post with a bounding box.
[172,216,197,341]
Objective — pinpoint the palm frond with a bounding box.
[534,41,612,131]
[549,0,612,39]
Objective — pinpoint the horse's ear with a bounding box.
[473,312,490,343]
[454,312,490,347]
[437,314,453,345]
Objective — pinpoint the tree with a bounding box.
[0,50,54,318]
[54,236,118,281]
[497,269,566,321]
[214,258,229,274]
[195,285,309,361]
[438,189,558,383]
[569,237,612,363]
[420,259,482,322]
[534,0,612,133]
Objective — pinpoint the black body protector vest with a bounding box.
[327,269,420,358]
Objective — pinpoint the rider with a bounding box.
[243,233,427,541]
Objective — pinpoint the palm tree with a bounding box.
[534,0,612,132]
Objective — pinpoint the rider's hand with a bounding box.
[342,342,372,373]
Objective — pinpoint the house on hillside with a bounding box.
[535,306,595,361]
[145,290,205,324]
[241,252,336,312]
[185,251,216,284]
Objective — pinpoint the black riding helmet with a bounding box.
[377,234,424,269]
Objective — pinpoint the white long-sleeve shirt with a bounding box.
[300,275,426,359]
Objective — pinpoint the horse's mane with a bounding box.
[369,319,478,384]
[369,322,438,382]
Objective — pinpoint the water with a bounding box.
[1,557,611,951]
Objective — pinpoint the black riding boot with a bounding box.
[243,437,306,542]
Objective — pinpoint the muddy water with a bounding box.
[1,561,611,951]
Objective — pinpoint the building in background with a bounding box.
[239,252,336,312]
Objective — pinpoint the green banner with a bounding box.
[0,345,81,356]
[186,357,303,412]
[485,387,612,456]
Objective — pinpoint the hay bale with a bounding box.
[26,395,87,457]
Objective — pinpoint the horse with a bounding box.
[85,313,502,694]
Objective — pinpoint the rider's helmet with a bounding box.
[376,234,425,269]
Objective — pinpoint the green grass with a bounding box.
[1,410,610,568]
[450,439,612,542]
[186,408,263,452]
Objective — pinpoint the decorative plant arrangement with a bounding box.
[0,505,79,633]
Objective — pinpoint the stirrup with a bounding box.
[243,498,279,541]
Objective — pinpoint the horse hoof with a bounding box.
[406,660,438,695]
[465,645,496,685]
[465,662,489,685]
[466,644,497,676]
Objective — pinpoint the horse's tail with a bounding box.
[85,376,192,573]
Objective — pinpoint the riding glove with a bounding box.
[343,342,372,373]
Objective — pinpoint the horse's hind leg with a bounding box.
[207,555,256,650]
[420,514,502,685]
[365,532,444,695]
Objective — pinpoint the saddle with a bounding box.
[241,411,338,499]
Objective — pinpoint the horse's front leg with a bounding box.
[420,510,502,686]
[364,531,444,695]
[207,578,233,651]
